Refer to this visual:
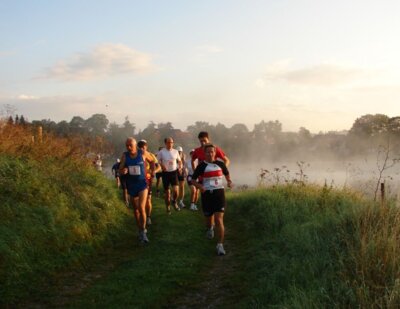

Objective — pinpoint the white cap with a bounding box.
[117,158,120,162]
[177,146,183,152]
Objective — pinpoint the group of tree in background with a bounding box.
[4,112,400,162]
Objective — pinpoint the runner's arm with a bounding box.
[223,155,230,167]
[118,154,128,175]
[144,152,156,176]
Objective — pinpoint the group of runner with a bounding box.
[111,131,232,256]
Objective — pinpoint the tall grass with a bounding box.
[343,203,400,308]
[0,122,127,305]
[227,184,400,308]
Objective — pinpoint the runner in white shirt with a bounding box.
[157,137,182,213]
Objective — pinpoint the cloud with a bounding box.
[195,45,223,53]
[263,62,368,86]
[16,94,38,100]
[0,50,16,58]
[192,44,223,61]
[41,43,157,81]
[255,79,266,88]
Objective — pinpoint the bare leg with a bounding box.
[194,187,199,203]
[178,181,185,201]
[206,215,214,229]
[124,188,129,206]
[172,185,179,202]
[164,188,171,212]
[214,212,225,244]
[137,189,148,231]
[146,195,152,218]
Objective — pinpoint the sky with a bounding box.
[1,0,399,133]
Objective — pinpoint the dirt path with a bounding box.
[165,230,245,309]
[18,213,245,308]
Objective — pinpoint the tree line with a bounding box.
[4,113,400,161]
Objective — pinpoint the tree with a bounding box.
[298,127,312,142]
[157,122,174,140]
[122,116,136,136]
[19,115,27,126]
[85,114,109,136]
[70,116,87,134]
[253,120,282,141]
[107,116,137,154]
[230,123,249,140]
[138,121,160,150]
[349,114,390,137]
[56,120,70,136]
[186,121,211,137]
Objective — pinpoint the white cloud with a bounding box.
[255,79,266,88]
[16,94,38,100]
[195,45,223,53]
[41,43,157,81]
[263,62,369,86]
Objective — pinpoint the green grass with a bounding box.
[225,185,364,308]
[3,152,400,309]
[0,154,128,305]
[68,199,214,308]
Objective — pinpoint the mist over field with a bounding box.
[230,157,400,198]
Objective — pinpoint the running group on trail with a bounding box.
[109,131,232,256]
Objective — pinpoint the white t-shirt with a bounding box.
[185,158,196,175]
[157,148,181,172]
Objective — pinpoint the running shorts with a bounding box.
[127,179,148,198]
[162,170,178,189]
[201,188,226,217]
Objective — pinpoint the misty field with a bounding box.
[231,157,400,201]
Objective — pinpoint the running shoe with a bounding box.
[179,200,186,209]
[141,231,149,243]
[146,216,152,225]
[166,206,171,215]
[206,228,214,239]
[216,243,226,256]
[174,202,180,211]
[190,203,198,211]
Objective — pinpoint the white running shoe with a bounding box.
[146,216,152,225]
[190,203,198,211]
[216,243,226,255]
[173,202,180,211]
[206,228,214,239]
[141,230,149,243]
[179,200,186,209]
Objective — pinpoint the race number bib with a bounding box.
[128,165,141,175]
[168,160,173,167]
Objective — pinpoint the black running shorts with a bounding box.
[162,170,178,189]
[201,189,226,217]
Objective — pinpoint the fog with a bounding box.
[229,157,400,199]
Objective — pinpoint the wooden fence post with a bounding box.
[380,182,385,206]
[37,126,42,143]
